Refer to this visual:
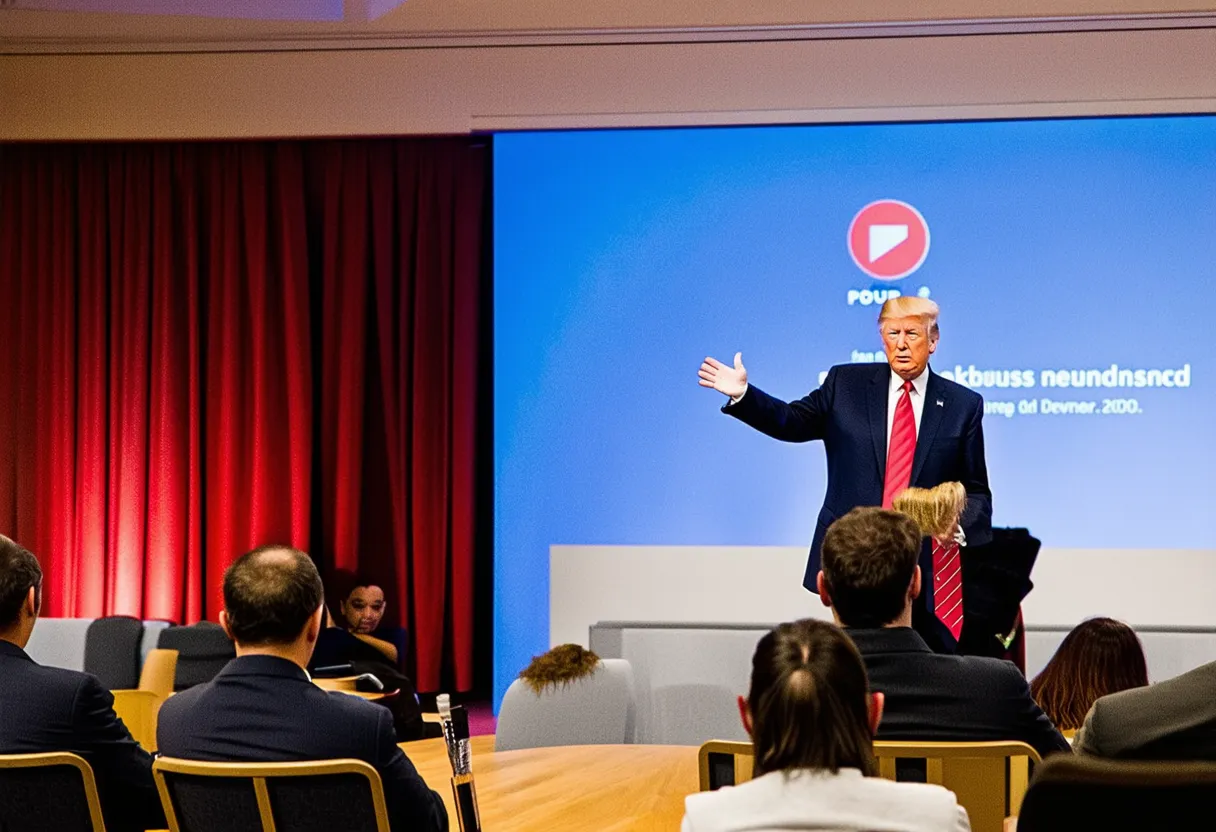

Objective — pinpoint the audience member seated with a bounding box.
[817,507,1070,758]
[157,545,448,832]
[683,618,971,832]
[1030,617,1148,733]
[0,535,164,832]
[311,572,435,741]
[1073,657,1216,759]
[327,572,406,665]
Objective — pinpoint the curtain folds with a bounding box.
[0,138,486,691]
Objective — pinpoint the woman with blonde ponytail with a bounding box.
[681,619,970,832]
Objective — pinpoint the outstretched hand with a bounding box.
[699,352,748,398]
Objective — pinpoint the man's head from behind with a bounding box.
[0,535,42,647]
[818,507,922,628]
[220,545,325,662]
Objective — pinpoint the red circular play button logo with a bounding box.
[847,200,930,281]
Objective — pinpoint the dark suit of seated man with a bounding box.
[816,508,1071,760]
[1074,659,1216,760]
[157,545,448,832]
[0,535,165,832]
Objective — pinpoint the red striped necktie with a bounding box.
[932,538,964,641]
[881,380,916,509]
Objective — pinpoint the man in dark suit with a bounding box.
[158,545,448,832]
[700,296,991,651]
[0,535,164,832]
[1074,660,1216,759]
[816,507,1069,759]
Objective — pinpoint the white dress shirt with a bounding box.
[682,768,971,832]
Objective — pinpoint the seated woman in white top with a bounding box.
[682,618,971,832]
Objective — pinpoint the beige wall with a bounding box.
[5,25,1216,140]
[551,546,1216,648]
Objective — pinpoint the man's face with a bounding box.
[341,585,386,634]
[880,315,937,381]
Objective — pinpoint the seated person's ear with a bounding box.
[816,571,832,608]
[323,605,336,629]
[307,604,325,643]
[736,695,753,736]
[868,692,885,736]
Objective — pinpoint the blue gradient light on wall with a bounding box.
[494,116,1216,709]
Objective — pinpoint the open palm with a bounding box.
[698,353,748,398]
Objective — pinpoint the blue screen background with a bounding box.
[493,117,1216,708]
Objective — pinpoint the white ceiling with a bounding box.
[2,0,1215,49]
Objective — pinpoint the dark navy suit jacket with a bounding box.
[725,363,992,646]
[848,627,1070,759]
[158,654,448,832]
[0,639,164,832]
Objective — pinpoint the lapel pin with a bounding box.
[935,399,944,407]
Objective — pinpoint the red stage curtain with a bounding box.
[0,138,486,691]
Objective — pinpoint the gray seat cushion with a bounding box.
[23,618,94,672]
[495,659,636,751]
[157,622,235,690]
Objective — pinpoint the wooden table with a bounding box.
[312,678,387,701]
[312,678,440,722]
[402,736,699,831]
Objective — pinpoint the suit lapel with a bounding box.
[868,365,890,475]
[911,369,946,485]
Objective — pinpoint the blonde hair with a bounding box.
[878,296,940,339]
[892,482,965,539]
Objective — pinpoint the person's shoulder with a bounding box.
[308,687,390,727]
[830,363,886,380]
[905,651,1028,697]
[872,782,969,832]
[157,679,210,720]
[949,655,1029,688]
[682,773,788,830]
[932,371,982,404]
[858,775,964,816]
[16,667,121,725]
[17,659,93,690]
[1096,659,1216,716]
[685,771,963,832]
[7,661,103,707]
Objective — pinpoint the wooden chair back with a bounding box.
[698,738,1040,832]
[697,740,753,791]
[139,648,179,701]
[153,756,391,832]
[874,740,1041,832]
[111,688,162,752]
[0,752,106,832]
